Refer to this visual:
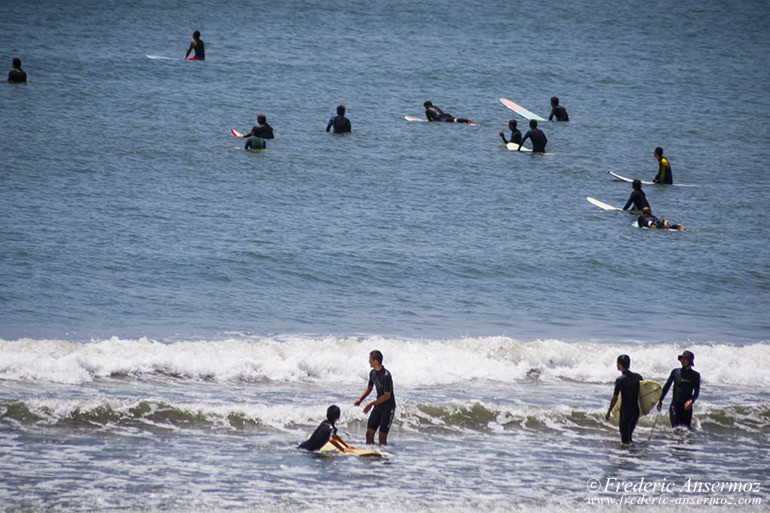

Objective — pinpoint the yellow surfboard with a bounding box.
[318,440,382,457]
[611,380,662,422]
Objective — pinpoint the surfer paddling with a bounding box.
[637,207,684,231]
[423,101,473,124]
[185,30,205,61]
[518,120,547,153]
[8,58,27,83]
[354,350,396,445]
[499,120,522,145]
[651,147,673,184]
[548,97,569,121]
[298,405,352,452]
[657,351,700,429]
[606,354,643,444]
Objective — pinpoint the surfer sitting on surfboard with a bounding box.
[326,105,351,133]
[238,113,274,149]
[657,351,700,429]
[652,147,673,184]
[518,120,547,153]
[606,354,643,444]
[637,207,684,231]
[499,120,522,145]
[623,180,650,211]
[185,30,205,61]
[548,97,569,121]
[298,405,352,452]
[423,101,473,124]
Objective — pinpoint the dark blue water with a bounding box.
[1,0,769,511]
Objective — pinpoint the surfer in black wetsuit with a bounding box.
[636,207,684,231]
[424,101,473,124]
[606,354,643,444]
[657,351,700,429]
[518,120,547,153]
[354,350,396,445]
[548,97,569,121]
[326,105,351,133]
[499,119,522,145]
[185,30,205,61]
[298,405,351,452]
[623,180,650,211]
[652,147,673,184]
[240,113,274,149]
[8,58,27,83]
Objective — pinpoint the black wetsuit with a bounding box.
[521,128,548,153]
[623,190,649,211]
[326,115,351,133]
[500,129,522,145]
[653,158,673,184]
[8,68,27,83]
[298,419,336,451]
[366,367,396,434]
[660,368,700,428]
[192,38,205,60]
[425,105,470,124]
[549,105,569,121]
[614,369,642,443]
[637,212,662,228]
[255,123,274,139]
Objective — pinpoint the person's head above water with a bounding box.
[550,96,559,106]
[617,354,631,370]
[529,119,538,129]
[257,113,267,125]
[654,147,663,159]
[326,405,341,424]
[423,101,433,108]
[632,179,642,191]
[193,30,201,40]
[508,119,517,130]
[337,105,345,116]
[12,58,21,69]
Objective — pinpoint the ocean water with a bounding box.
[1,0,768,511]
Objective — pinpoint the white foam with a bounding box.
[1,335,768,387]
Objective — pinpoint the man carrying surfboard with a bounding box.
[657,351,700,429]
[354,350,396,445]
[298,405,352,452]
[606,355,643,444]
[518,120,547,153]
[652,147,673,184]
[548,97,569,121]
[326,105,351,133]
[498,120,522,145]
[623,180,650,211]
[185,31,205,61]
[423,101,473,124]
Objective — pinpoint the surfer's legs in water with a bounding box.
[618,412,638,444]
[366,406,395,445]
[669,404,693,428]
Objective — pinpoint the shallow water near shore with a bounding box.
[1,0,768,511]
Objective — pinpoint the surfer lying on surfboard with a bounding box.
[424,101,473,124]
[298,405,352,452]
[637,207,684,231]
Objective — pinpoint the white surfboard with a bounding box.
[506,142,532,152]
[609,171,696,187]
[231,129,244,137]
[499,98,546,121]
[586,196,622,211]
[146,54,178,61]
[405,116,429,122]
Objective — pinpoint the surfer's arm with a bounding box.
[605,394,618,420]
[363,391,390,414]
[498,131,508,144]
[185,41,195,59]
[326,117,334,132]
[518,132,530,151]
[354,385,373,406]
[657,371,675,410]
[685,374,700,410]
[329,434,350,451]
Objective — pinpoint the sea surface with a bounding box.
[1,0,768,511]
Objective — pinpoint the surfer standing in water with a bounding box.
[651,147,673,184]
[424,101,473,124]
[185,30,205,61]
[354,350,396,445]
[606,354,643,444]
[548,97,569,121]
[657,351,700,429]
[326,105,351,133]
[8,58,27,83]
[298,405,352,452]
[518,120,548,153]
[499,119,522,145]
[623,179,650,211]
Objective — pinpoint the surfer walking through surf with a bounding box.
[606,354,643,444]
[354,350,396,445]
[657,351,700,428]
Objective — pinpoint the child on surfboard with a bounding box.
[298,405,352,452]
